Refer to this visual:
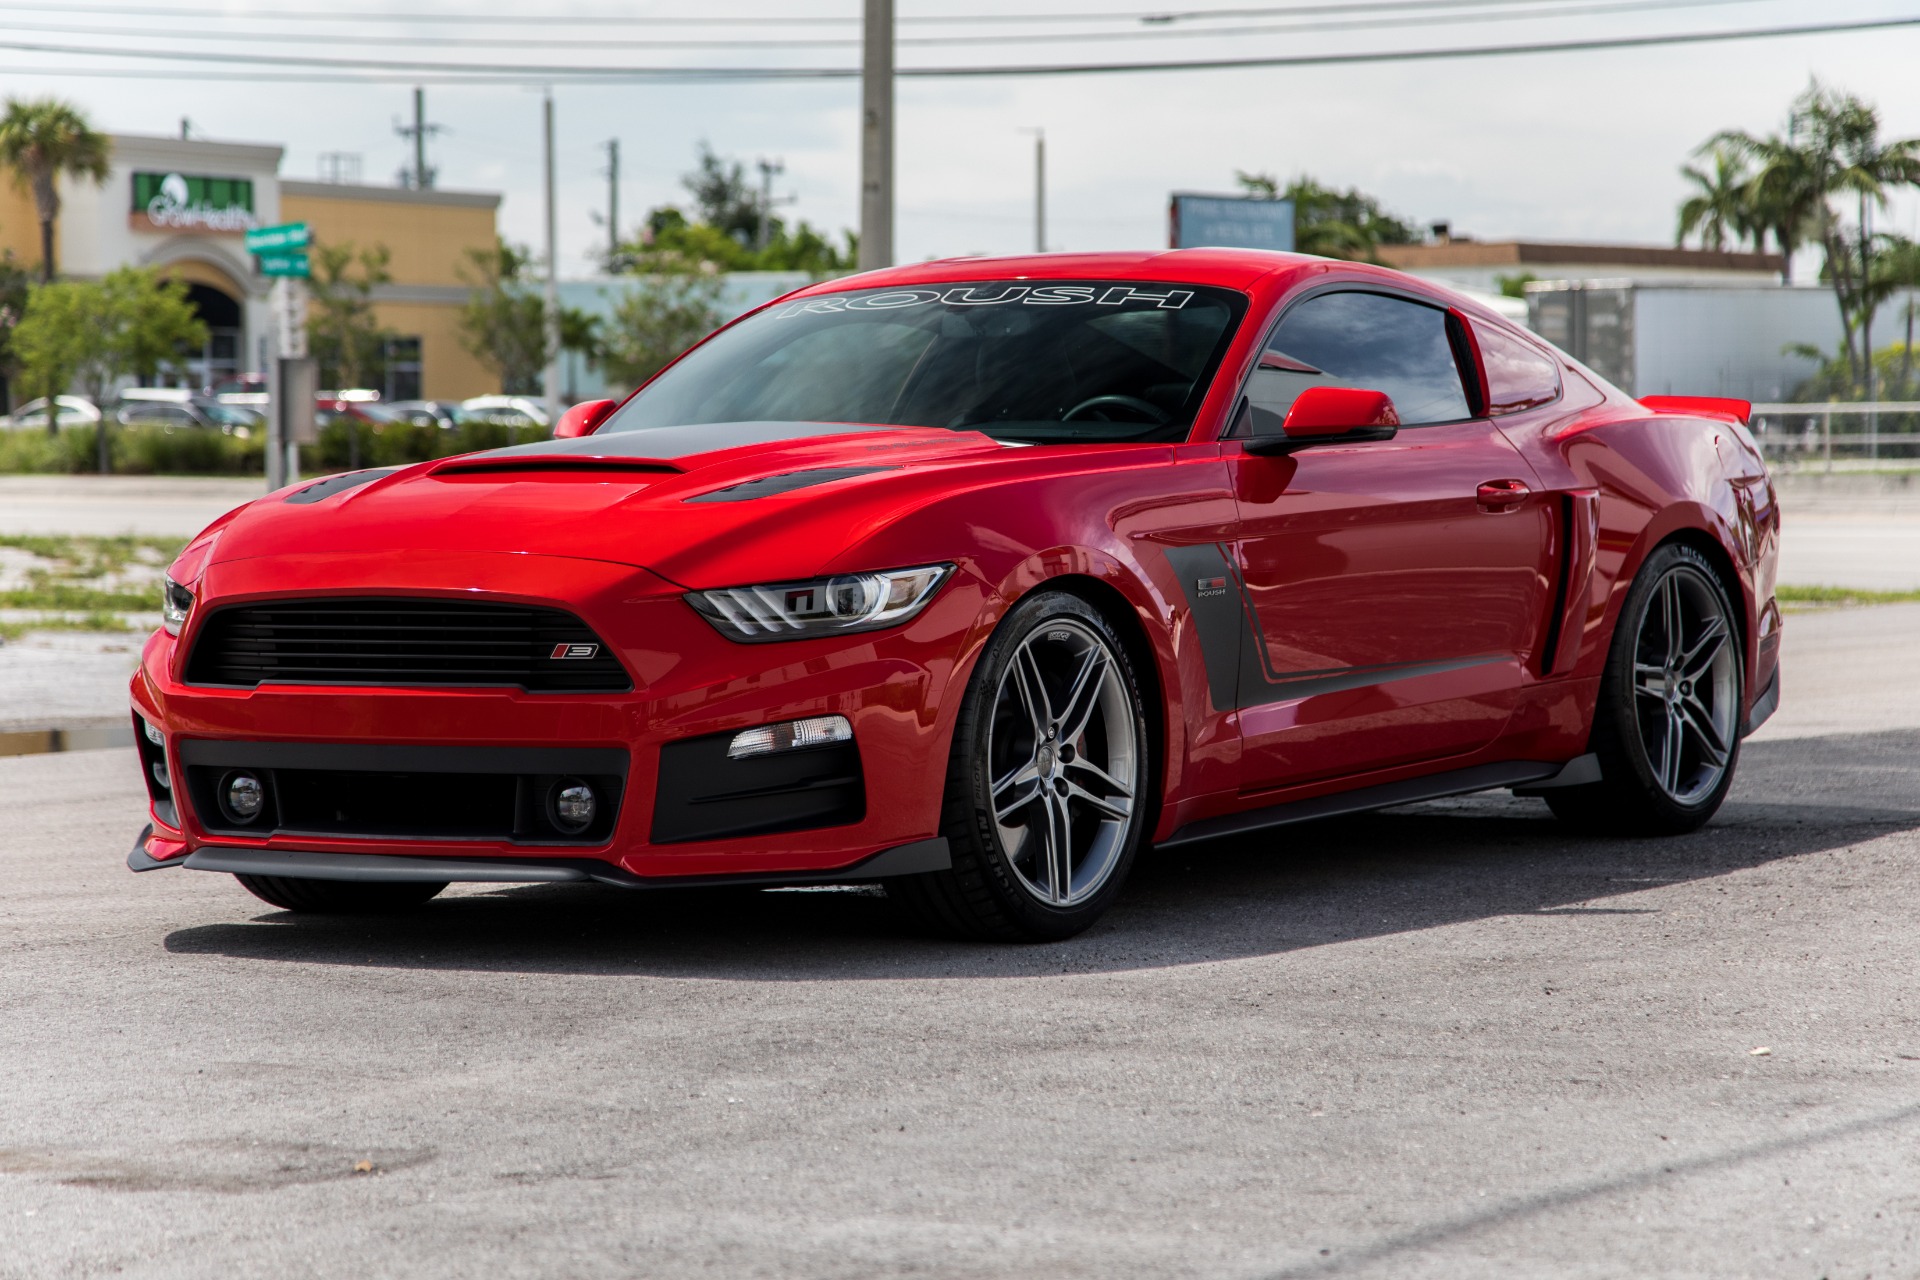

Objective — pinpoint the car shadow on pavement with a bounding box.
[162,727,1920,980]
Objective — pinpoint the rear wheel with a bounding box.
[1547,542,1742,835]
[235,875,446,914]
[888,591,1150,942]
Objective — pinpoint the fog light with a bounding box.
[142,720,164,747]
[222,772,264,824]
[551,780,596,834]
[150,760,171,790]
[727,714,853,760]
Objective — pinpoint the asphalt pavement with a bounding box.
[3,600,1918,1278]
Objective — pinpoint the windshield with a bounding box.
[599,280,1247,445]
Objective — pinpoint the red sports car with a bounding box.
[128,251,1781,941]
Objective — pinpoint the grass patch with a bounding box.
[0,534,185,612]
[0,611,136,642]
[1775,584,1920,607]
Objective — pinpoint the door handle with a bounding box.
[1476,478,1531,511]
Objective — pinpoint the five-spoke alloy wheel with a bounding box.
[1547,542,1745,835]
[889,591,1151,941]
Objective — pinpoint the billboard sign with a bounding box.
[1169,193,1295,253]
[131,171,257,233]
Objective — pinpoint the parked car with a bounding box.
[384,399,466,429]
[113,389,262,436]
[314,396,403,428]
[0,395,101,430]
[128,250,1781,939]
[209,374,269,414]
[459,395,549,429]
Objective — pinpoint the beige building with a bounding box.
[0,132,502,402]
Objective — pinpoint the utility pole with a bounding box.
[541,89,561,427]
[395,87,441,189]
[603,138,620,264]
[756,157,784,254]
[858,0,893,271]
[1020,128,1046,253]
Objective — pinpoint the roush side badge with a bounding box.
[1195,576,1228,598]
[550,643,600,660]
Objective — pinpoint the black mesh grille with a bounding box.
[184,598,631,692]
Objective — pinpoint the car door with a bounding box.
[1223,289,1555,789]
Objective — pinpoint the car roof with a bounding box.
[786,248,1357,295]
[118,388,195,403]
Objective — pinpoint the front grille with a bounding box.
[185,598,631,692]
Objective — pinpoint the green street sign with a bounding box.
[246,222,310,253]
[258,251,310,278]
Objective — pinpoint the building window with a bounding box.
[382,336,423,403]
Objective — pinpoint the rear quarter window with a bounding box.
[1473,320,1563,415]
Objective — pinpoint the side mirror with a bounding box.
[1245,386,1400,455]
[553,398,617,439]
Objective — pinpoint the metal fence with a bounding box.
[1747,403,1920,469]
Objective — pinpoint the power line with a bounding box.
[0,14,1913,83]
[0,0,1783,50]
[0,0,1799,25]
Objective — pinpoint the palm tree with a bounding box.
[1707,82,1920,383]
[1676,147,1750,252]
[0,97,110,284]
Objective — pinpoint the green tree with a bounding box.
[682,143,760,245]
[10,267,205,469]
[1675,146,1754,252]
[0,97,110,283]
[306,241,393,392]
[0,250,33,411]
[609,145,856,276]
[1706,82,1920,383]
[596,265,725,393]
[1234,171,1419,261]
[458,238,604,395]
[458,239,547,394]
[104,266,206,386]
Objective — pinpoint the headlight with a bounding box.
[686,564,951,643]
[161,575,194,636]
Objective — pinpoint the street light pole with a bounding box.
[1021,128,1046,253]
[858,0,893,271]
[541,88,561,426]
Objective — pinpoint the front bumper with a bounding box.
[130,550,985,884]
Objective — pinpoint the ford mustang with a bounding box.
[127,250,1781,941]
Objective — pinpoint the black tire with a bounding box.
[235,875,447,914]
[1547,542,1743,835]
[887,590,1153,942]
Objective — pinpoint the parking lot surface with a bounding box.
[2,604,1916,1278]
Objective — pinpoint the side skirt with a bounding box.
[1156,758,1597,850]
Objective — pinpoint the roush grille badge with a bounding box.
[550,643,600,660]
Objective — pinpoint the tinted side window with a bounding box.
[1246,291,1470,429]
[1473,320,1562,415]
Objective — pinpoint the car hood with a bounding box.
[204,421,1019,588]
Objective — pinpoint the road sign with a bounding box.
[258,251,310,279]
[245,222,310,253]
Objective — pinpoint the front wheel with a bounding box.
[235,875,446,914]
[888,591,1151,942]
[1547,542,1743,835]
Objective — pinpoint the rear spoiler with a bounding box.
[1637,395,1751,426]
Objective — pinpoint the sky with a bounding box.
[3,0,1919,278]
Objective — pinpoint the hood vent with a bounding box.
[431,456,681,478]
[687,467,894,503]
[285,468,399,504]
